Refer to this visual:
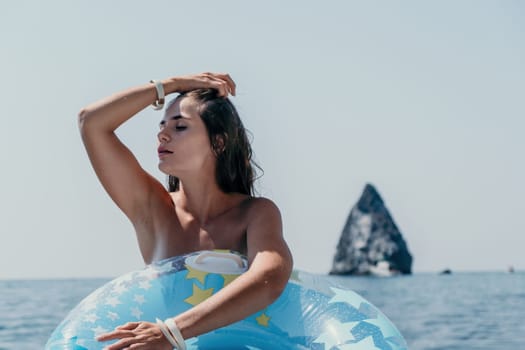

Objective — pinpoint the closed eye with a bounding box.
[175,126,187,131]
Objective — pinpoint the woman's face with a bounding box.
[157,97,215,177]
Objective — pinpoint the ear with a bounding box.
[213,134,227,155]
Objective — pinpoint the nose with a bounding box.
[157,128,170,143]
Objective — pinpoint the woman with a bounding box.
[78,72,293,349]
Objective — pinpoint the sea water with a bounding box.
[1,272,523,350]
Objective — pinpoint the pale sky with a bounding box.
[1,1,524,279]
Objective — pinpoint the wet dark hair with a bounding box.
[167,89,260,196]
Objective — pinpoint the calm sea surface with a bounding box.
[1,272,524,349]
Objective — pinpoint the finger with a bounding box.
[217,73,236,96]
[207,76,229,97]
[97,329,135,341]
[212,74,235,96]
[117,322,140,330]
[202,72,235,97]
[216,80,229,97]
[103,336,139,350]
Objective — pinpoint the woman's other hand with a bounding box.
[97,321,173,350]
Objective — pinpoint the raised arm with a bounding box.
[78,74,236,223]
[78,81,167,222]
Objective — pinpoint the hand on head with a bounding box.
[173,72,236,97]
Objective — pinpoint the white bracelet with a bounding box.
[150,80,165,110]
[165,318,187,350]
[156,318,180,349]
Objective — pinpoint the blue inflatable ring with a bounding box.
[46,250,407,349]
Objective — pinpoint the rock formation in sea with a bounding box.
[330,183,413,276]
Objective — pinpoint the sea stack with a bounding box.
[330,184,413,276]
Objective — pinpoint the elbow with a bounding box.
[77,107,101,135]
[77,107,90,132]
[266,279,287,302]
[262,261,293,303]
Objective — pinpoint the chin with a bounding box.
[158,163,172,175]
[159,164,182,179]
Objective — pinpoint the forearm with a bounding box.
[78,78,178,132]
[77,73,235,133]
[174,258,291,339]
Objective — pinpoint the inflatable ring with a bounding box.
[45,251,407,349]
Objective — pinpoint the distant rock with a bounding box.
[330,184,413,276]
[439,269,452,275]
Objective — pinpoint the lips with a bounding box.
[157,147,173,156]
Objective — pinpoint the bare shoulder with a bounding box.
[245,197,282,223]
[245,196,280,211]
[244,197,283,242]
[244,196,292,273]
